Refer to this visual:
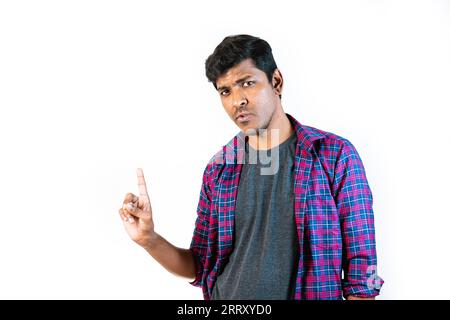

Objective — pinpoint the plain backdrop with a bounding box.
[0,0,449,299]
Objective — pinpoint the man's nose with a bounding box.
[232,92,248,109]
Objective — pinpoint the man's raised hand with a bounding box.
[119,168,157,246]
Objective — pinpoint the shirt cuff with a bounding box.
[342,280,384,299]
[188,248,204,288]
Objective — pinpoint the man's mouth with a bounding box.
[236,112,252,122]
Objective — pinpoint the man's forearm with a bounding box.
[141,233,196,281]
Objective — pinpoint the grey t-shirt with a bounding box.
[211,132,299,300]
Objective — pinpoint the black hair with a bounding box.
[205,34,278,89]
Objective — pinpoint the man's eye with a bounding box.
[243,81,254,87]
[220,90,229,96]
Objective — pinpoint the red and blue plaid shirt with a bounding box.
[189,113,383,300]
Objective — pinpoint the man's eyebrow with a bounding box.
[217,75,254,92]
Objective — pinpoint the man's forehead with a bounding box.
[216,60,260,86]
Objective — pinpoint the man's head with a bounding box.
[205,35,284,133]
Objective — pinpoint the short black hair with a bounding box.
[205,34,278,89]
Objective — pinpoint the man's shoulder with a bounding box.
[200,145,228,180]
[300,124,366,179]
[300,124,356,153]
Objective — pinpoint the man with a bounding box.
[119,34,383,300]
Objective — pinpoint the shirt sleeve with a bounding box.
[188,163,213,288]
[333,141,384,298]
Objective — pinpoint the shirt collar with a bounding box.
[286,113,325,152]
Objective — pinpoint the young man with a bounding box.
[119,35,383,300]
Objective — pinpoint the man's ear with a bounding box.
[272,69,283,97]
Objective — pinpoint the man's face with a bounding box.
[215,59,282,134]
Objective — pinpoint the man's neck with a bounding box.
[248,109,294,150]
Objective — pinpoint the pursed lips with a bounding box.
[235,112,251,120]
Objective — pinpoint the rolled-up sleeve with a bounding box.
[189,163,213,288]
[333,141,384,298]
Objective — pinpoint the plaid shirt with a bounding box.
[189,113,383,300]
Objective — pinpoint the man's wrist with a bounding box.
[137,232,160,251]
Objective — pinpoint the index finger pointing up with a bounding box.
[136,168,149,201]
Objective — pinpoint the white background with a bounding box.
[1,0,449,299]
